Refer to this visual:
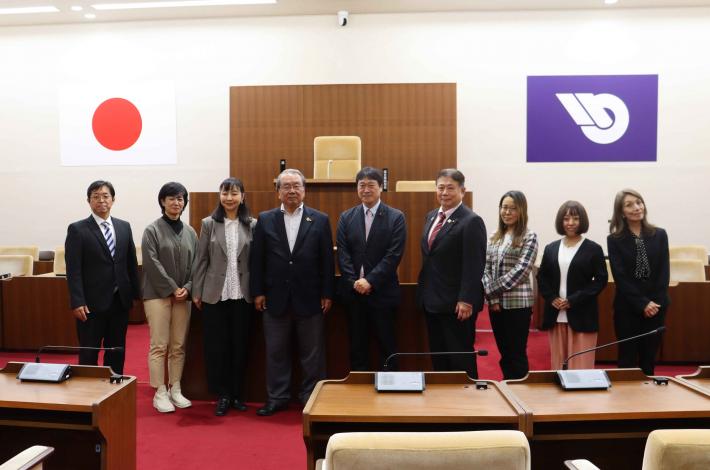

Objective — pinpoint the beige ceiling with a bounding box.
[1,0,709,27]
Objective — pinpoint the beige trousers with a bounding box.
[549,323,598,370]
[144,298,191,388]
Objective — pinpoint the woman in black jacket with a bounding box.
[607,189,669,376]
[538,201,607,370]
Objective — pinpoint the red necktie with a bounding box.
[427,212,446,249]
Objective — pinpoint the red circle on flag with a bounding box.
[92,98,142,151]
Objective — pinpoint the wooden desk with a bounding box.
[503,369,710,470]
[1,275,146,350]
[677,366,710,394]
[0,362,136,470]
[302,372,526,470]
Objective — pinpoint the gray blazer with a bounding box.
[192,216,256,304]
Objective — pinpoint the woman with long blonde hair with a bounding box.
[483,190,538,380]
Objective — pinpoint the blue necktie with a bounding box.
[102,221,116,258]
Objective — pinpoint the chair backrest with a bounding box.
[0,255,34,277]
[136,245,142,266]
[313,136,361,180]
[395,180,436,192]
[669,259,705,283]
[322,430,530,470]
[0,445,54,470]
[605,259,614,282]
[669,245,708,265]
[0,246,39,261]
[53,247,66,276]
[642,429,710,470]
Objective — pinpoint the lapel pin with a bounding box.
[306,217,312,222]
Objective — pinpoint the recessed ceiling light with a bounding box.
[604,0,619,4]
[0,6,60,15]
[92,0,276,11]
[71,5,84,11]
[84,12,96,18]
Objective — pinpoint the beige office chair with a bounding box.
[313,136,361,180]
[53,247,66,276]
[605,259,614,282]
[0,255,34,277]
[0,246,39,261]
[316,430,531,470]
[565,429,710,470]
[669,245,708,265]
[395,180,436,192]
[0,445,54,470]
[669,259,705,282]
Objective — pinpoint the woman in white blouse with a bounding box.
[537,201,608,370]
[192,178,256,416]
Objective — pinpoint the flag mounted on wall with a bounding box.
[59,81,177,166]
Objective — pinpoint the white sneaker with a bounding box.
[153,385,175,413]
[169,382,192,409]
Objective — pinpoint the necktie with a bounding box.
[427,212,446,249]
[102,221,116,258]
[364,208,374,241]
[360,209,375,278]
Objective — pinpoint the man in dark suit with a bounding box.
[65,180,140,375]
[337,167,406,371]
[417,169,487,379]
[250,169,335,416]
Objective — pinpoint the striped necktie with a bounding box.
[101,221,116,258]
[427,212,446,249]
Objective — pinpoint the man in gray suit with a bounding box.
[250,169,335,416]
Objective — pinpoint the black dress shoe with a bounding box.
[215,396,230,416]
[232,399,247,412]
[256,402,287,416]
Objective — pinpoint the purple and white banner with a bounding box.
[527,75,658,163]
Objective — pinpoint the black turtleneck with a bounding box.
[162,214,183,235]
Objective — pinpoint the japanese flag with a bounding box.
[59,81,177,166]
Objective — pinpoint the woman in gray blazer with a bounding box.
[192,177,256,416]
[142,182,198,413]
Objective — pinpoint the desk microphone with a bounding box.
[36,345,125,363]
[383,349,488,371]
[562,327,665,370]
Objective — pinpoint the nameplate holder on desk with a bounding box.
[557,369,610,391]
[375,372,425,392]
[17,363,72,383]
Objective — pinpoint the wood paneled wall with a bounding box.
[230,83,457,191]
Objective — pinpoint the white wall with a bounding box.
[1,7,709,253]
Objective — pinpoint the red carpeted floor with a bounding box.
[0,309,699,469]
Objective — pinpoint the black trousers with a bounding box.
[202,299,252,399]
[346,297,398,371]
[490,307,532,380]
[614,306,666,376]
[75,292,128,375]
[424,310,478,379]
[262,304,326,405]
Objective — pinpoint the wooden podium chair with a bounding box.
[0,446,54,470]
[316,430,530,470]
[313,136,361,180]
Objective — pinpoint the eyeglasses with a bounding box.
[280,183,304,191]
[90,194,112,201]
[500,206,518,213]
